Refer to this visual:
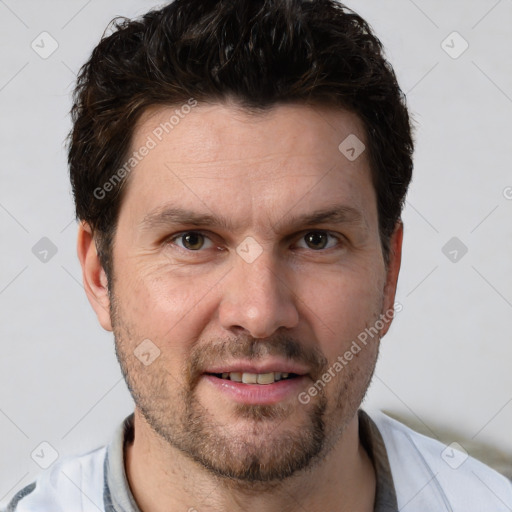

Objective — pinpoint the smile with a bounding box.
[208,371,298,384]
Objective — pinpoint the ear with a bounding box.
[77,221,113,331]
[380,221,403,338]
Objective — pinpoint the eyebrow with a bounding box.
[139,204,365,234]
[277,205,364,231]
[140,206,235,232]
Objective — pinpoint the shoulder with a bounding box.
[365,409,512,511]
[3,446,107,512]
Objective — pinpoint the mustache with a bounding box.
[187,334,328,386]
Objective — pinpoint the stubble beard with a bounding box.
[109,290,379,487]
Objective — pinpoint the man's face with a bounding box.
[99,102,400,482]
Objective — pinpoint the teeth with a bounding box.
[218,371,294,384]
[242,373,258,384]
[257,372,275,384]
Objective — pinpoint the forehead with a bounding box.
[117,101,376,233]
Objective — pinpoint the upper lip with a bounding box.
[203,359,310,375]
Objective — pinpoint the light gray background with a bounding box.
[1,0,511,504]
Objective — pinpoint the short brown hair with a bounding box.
[68,0,414,282]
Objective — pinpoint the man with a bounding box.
[5,0,512,511]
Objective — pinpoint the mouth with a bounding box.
[200,363,310,405]
[206,371,301,385]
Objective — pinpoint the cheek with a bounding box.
[300,264,385,354]
[115,260,222,348]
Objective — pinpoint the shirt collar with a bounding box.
[104,409,398,511]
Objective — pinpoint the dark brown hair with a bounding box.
[68,0,414,282]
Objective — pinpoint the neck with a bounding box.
[124,409,376,512]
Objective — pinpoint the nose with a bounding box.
[218,249,300,338]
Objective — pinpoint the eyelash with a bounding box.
[166,230,343,253]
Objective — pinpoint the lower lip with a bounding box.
[202,374,308,405]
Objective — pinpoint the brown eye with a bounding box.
[304,232,328,250]
[298,231,339,250]
[173,232,212,251]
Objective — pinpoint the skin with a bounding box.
[78,101,403,512]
